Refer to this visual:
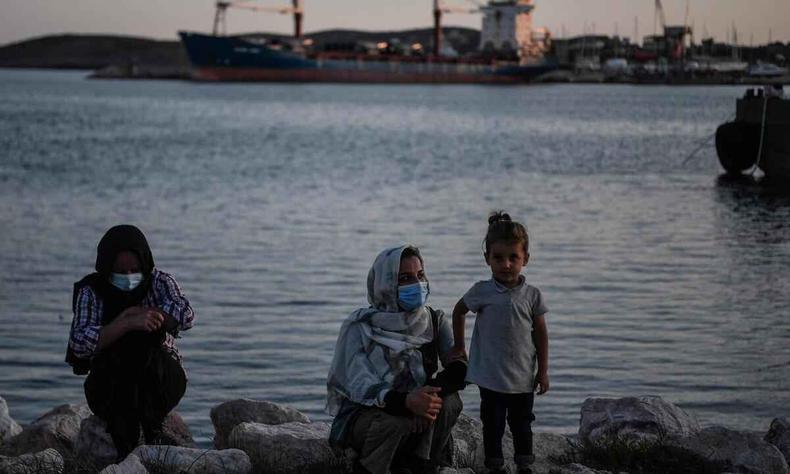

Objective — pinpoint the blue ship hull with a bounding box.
[179,31,557,84]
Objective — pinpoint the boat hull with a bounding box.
[716,96,790,181]
[179,32,557,84]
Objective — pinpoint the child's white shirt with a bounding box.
[463,276,548,393]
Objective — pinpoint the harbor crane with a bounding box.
[433,0,481,56]
[652,0,692,61]
[213,0,303,38]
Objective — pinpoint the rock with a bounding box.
[439,468,476,474]
[227,421,345,474]
[766,417,790,465]
[533,433,576,474]
[158,411,196,448]
[579,396,700,444]
[555,464,612,474]
[670,426,790,474]
[0,404,91,457]
[74,415,120,470]
[451,413,486,471]
[0,448,64,474]
[210,399,310,449]
[132,445,251,474]
[75,412,195,471]
[450,413,574,474]
[0,396,22,443]
[98,454,148,474]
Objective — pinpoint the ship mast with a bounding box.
[433,0,479,57]
[433,0,442,57]
[293,0,303,39]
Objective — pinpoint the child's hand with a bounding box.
[447,346,468,362]
[535,370,550,395]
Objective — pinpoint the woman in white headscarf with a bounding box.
[327,245,467,474]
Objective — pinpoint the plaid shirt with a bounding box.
[68,269,195,362]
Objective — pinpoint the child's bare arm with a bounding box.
[533,313,550,395]
[449,298,469,361]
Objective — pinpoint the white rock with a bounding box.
[0,404,91,457]
[670,426,790,474]
[228,421,345,473]
[766,417,790,465]
[579,396,700,444]
[132,445,252,474]
[210,399,310,449]
[0,396,22,443]
[98,454,148,474]
[0,448,64,474]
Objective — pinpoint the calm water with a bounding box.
[1,70,788,446]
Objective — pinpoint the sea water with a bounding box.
[1,69,788,445]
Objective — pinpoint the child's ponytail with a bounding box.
[483,211,529,256]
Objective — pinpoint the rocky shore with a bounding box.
[1,394,788,474]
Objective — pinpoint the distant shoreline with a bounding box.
[2,32,788,85]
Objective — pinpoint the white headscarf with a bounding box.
[326,245,434,416]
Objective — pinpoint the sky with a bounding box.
[1,0,788,47]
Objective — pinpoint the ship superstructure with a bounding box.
[478,0,551,61]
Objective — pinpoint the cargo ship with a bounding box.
[179,0,558,83]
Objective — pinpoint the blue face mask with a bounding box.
[398,281,430,312]
[110,273,143,291]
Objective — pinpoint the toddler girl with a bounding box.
[450,212,549,474]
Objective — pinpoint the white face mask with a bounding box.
[110,273,143,291]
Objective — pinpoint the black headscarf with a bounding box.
[67,225,163,374]
[89,225,155,324]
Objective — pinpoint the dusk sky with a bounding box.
[1,0,787,47]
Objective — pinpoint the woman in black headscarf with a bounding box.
[66,225,195,459]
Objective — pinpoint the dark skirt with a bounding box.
[84,342,186,457]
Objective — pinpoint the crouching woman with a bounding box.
[66,225,195,458]
[326,245,467,474]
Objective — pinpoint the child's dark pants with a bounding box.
[479,387,536,470]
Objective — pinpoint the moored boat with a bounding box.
[716,86,790,181]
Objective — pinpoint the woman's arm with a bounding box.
[69,286,102,359]
[532,313,549,395]
[152,270,195,333]
[70,286,164,356]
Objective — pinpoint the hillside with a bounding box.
[0,28,481,74]
[0,34,189,70]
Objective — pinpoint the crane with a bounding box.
[212,0,303,38]
[653,0,667,36]
[433,0,480,56]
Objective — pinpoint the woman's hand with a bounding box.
[120,307,164,332]
[405,386,443,421]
